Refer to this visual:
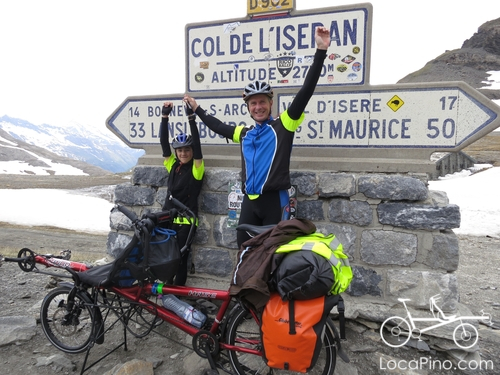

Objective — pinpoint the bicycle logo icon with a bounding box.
[380,294,491,349]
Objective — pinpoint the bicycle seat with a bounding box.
[430,301,456,321]
[236,223,275,237]
[78,262,115,287]
[397,298,411,302]
[440,314,456,321]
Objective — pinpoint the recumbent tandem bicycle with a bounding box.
[1,196,346,375]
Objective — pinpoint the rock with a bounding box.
[335,359,359,375]
[35,354,76,372]
[399,17,500,101]
[0,316,36,346]
[350,344,378,353]
[102,359,153,375]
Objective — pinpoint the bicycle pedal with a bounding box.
[203,317,215,330]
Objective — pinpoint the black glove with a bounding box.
[185,101,194,116]
[162,104,172,117]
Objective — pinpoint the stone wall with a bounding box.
[107,165,462,322]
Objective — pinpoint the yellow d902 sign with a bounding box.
[247,0,294,15]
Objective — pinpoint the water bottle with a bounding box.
[161,294,207,328]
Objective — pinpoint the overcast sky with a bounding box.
[0,0,498,131]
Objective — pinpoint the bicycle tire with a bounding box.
[226,306,337,375]
[40,285,95,354]
[453,322,479,349]
[380,316,411,348]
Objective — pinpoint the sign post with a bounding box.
[106,94,250,147]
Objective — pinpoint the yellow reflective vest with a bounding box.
[275,232,353,295]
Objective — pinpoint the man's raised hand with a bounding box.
[315,26,331,50]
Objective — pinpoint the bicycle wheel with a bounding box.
[453,323,478,349]
[226,306,337,375]
[380,316,411,348]
[40,285,95,354]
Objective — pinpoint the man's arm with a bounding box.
[184,95,237,140]
[287,26,330,120]
[194,106,236,140]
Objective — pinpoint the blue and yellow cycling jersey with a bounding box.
[235,110,304,195]
[195,49,326,197]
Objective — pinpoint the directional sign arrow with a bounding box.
[105,94,250,147]
[278,81,500,151]
[106,95,182,147]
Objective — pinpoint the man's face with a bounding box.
[247,94,272,123]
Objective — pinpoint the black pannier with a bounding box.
[114,226,180,286]
[146,226,181,283]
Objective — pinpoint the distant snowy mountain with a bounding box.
[0,115,144,173]
[0,127,112,176]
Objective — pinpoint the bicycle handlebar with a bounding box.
[169,196,190,213]
[117,205,139,222]
[116,201,198,255]
[116,205,157,236]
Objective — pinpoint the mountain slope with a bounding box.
[0,116,143,173]
[0,127,113,176]
[398,17,500,100]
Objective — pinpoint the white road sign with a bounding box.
[107,83,499,149]
[278,83,500,150]
[186,4,372,92]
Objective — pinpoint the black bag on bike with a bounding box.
[77,209,181,287]
[114,226,181,286]
[269,232,352,299]
[146,227,181,282]
[269,250,334,300]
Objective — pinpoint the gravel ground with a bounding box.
[1,225,499,374]
[0,173,131,190]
